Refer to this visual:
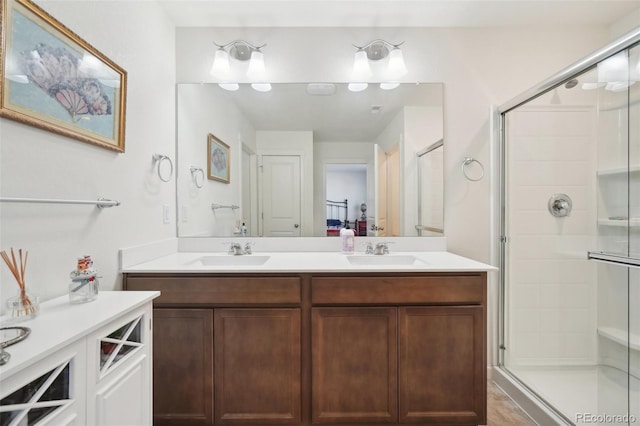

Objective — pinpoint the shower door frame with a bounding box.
[495,26,640,424]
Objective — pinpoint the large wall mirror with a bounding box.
[177,82,443,237]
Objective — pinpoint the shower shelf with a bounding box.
[597,218,640,227]
[597,326,640,352]
[596,165,640,177]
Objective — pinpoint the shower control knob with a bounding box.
[548,193,572,217]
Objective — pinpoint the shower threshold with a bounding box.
[495,365,639,425]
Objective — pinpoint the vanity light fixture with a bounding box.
[349,40,408,92]
[210,40,271,92]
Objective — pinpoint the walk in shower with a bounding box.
[497,29,639,425]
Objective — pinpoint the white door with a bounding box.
[373,145,387,236]
[261,155,302,236]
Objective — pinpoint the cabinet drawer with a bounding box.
[125,275,301,305]
[312,274,485,305]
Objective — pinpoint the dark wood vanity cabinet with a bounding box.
[214,308,301,424]
[124,271,486,426]
[124,275,302,426]
[398,306,484,424]
[312,307,398,424]
[153,308,214,425]
[311,275,486,425]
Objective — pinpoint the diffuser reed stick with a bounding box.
[1,248,36,316]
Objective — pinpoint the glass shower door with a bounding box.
[501,72,602,423]
[588,43,640,426]
[500,42,639,425]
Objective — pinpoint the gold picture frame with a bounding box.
[207,133,230,183]
[0,0,127,152]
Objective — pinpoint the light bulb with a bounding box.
[211,48,231,79]
[380,82,400,90]
[247,50,267,81]
[387,47,407,79]
[348,83,368,92]
[251,83,272,92]
[351,50,372,81]
[218,83,239,91]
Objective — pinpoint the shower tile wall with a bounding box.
[506,106,598,367]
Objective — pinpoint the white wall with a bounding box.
[0,1,175,305]
[177,84,255,237]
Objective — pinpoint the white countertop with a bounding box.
[120,251,497,273]
[0,291,160,378]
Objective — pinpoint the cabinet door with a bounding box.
[87,305,152,426]
[0,339,85,426]
[153,309,213,425]
[214,308,301,424]
[398,306,485,424]
[312,307,397,424]
[93,354,149,425]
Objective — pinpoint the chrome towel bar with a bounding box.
[0,197,120,208]
[211,203,239,210]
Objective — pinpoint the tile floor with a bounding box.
[487,380,538,425]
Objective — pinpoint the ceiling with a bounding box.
[158,0,640,28]
[188,82,442,142]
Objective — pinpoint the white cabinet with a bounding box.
[87,305,152,425]
[0,291,158,426]
[0,339,86,425]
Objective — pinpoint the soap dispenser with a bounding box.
[340,225,355,254]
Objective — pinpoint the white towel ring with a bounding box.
[153,154,173,182]
[190,166,205,188]
[462,157,484,182]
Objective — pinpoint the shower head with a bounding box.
[564,79,579,89]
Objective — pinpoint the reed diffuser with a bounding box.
[1,248,39,321]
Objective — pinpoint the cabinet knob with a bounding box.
[294,224,299,228]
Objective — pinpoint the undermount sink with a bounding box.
[188,255,271,266]
[346,255,426,266]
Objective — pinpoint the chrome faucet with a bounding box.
[243,242,253,255]
[228,242,244,255]
[365,242,390,255]
[228,242,253,255]
[374,242,390,255]
[365,242,375,255]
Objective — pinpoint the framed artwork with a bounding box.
[207,133,230,183]
[0,0,127,152]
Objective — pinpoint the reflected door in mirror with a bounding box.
[262,155,301,236]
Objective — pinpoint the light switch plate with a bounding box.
[163,205,170,224]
